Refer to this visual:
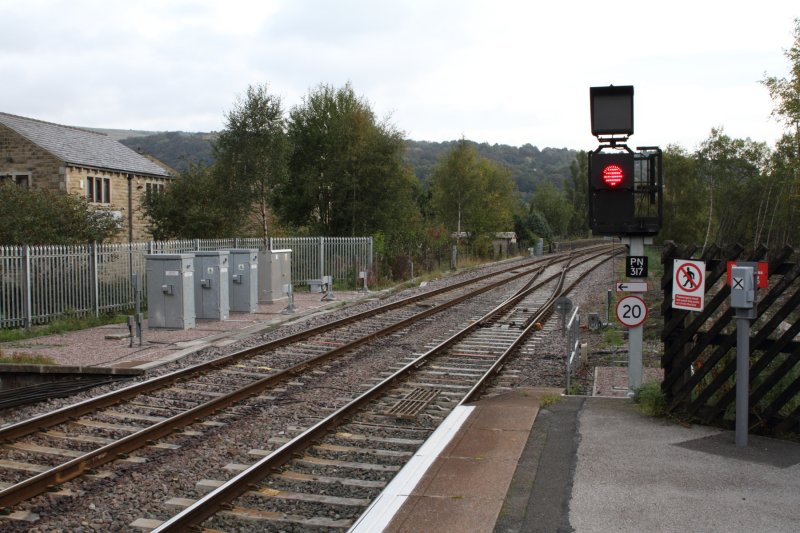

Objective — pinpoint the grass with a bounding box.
[0,312,128,344]
[540,394,562,408]
[0,348,57,365]
[633,380,667,417]
[601,327,625,349]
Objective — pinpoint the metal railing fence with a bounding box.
[0,237,372,329]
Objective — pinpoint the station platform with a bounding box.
[0,290,375,370]
[353,387,800,533]
[3,290,800,532]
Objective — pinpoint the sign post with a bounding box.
[588,84,662,397]
[730,265,757,446]
[623,237,647,392]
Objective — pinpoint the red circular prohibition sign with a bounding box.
[675,262,703,293]
[616,295,648,328]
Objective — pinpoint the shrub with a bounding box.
[634,380,667,417]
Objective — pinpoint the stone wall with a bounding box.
[65,166,171,242]
[0,124,64,191]
[0,124,172,243]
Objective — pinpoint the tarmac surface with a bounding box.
[3,291,800,532]
[378,390,800,533]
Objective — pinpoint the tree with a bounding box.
[659,145,706,245]
[529,181,571,237]
[141,163,237,239]
[277,82,418,236]
[762,133,800,246]
[695,129,769,249]
[565,151,590,236]
[214,83,289,245]
[762,18,800,247]
[514,209,553,245]
[429,139,517,238]
[0,183,119,244]
[762,18,800,136]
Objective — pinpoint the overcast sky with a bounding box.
[2,1,797,151]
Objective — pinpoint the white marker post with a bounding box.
[622,237,648,393]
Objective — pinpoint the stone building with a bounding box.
[0,112,172,242]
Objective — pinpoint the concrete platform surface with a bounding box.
[376,390,800,532]
[0,290,373,370]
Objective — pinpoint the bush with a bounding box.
[634,380,667,417]
[0,182,120,244]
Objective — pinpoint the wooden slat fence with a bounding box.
[661,242,800,435]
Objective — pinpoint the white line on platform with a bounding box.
[348,405,475,533]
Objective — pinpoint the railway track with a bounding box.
[0,248,598,518]
[0,245,616,529]
[141,249,616,531]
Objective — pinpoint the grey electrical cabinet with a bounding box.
[145,254,196,330]
[228,249,259,313]
[193,251,230,320]
[259,249,292,304]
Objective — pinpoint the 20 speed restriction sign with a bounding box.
[616,295,648,327]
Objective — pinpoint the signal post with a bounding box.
[588,85,662,394]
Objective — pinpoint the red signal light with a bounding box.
[602,164,624,187]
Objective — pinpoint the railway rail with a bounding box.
[0,245,617,529]
[149,249,616,531]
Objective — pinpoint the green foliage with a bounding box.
[277,82,419,237]
[141,163,237,239]
[0,311,127,343]
[0,183,120,244]
[405,140,577,197]
[602,327,625,348]
[659,144,707,245]
[429,139,518,237]
[762,18,800,130]
[529,181,571,237]
[634,381,667,417]
[214,83,289,243]
[565,150,590,237]
[540,394,562,408]
[695,128,770,249]
[515,209,553,244]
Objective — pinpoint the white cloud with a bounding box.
[0,0,796,149]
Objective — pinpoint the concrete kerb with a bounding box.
[124,258,538,372]
[131,289,393,371]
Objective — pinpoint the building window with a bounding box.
[0,173,30,188]
[145,182,165,196]
[86,176,111,203]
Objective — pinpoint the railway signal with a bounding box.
[587,85,662,237]
[588,84,664,395]
[589,151,635,234]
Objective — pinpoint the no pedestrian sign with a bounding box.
[672,259,705,311]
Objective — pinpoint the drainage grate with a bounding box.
[384,388,441,418]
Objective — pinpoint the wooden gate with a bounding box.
[661,242,800,435]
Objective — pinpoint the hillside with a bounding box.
[107,129,578,195]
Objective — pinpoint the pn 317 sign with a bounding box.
[627,256,648,278]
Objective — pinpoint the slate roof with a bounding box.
[0,112,171,178]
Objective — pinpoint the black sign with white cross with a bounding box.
[627,255,648,278]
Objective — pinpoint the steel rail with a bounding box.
[0,254,561,444]
[461,249,620,404]
[152,249,618,532]
[0,255,573,509]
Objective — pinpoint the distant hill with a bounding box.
[102,129,578,195]
[405,140,577,196]
[87,128,166,143]
[117,131,217,171]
